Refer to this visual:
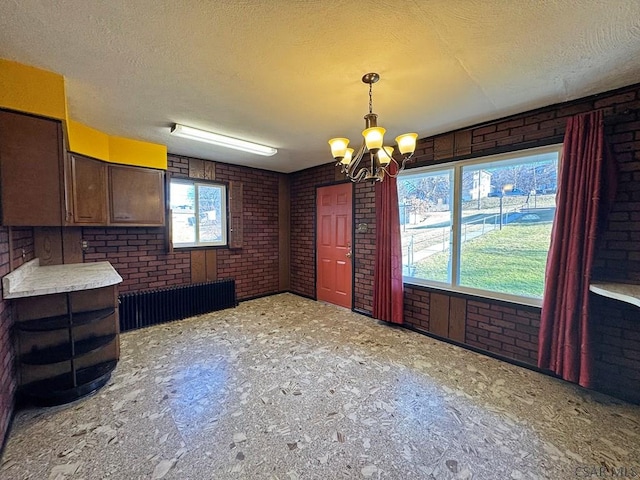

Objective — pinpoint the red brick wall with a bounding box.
[82,227,191,293]
[591,295,640,403]
[214,162,280,299]
[0,227,14,448]
[400,83,640,402]
[84,156,282,300]
[404,286,430,331]
[353,182,376,312]
[287,167,379,311]
[289,164,336,298]
[0,227,34,446]
[465,300,540,364]
[289,83,640,402]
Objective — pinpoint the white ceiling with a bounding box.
[1,1,639,173]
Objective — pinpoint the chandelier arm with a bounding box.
[377,146,400,177]
[345,141,367,176]
[382,152,414,178]
[380,156,400,177]
[351,167,370,183]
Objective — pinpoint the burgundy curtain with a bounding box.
[538,110,617,387]
[373,166,404,324]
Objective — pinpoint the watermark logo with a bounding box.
[575,466,639,478]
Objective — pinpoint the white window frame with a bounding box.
[399,144,562,307]
[170,178,228,248]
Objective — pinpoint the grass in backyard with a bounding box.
[414,222,552,298]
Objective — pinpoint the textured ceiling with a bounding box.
[1,0,639,173]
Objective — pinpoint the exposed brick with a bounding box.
[0,226,25,445]
[81,157,282,300]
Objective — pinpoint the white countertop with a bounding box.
[590,282,640,308]
[2,258,123,299]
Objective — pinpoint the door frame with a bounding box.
[314,181,355,311]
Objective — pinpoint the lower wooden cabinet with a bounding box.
[13,285,119,405]
[429,293,466,342]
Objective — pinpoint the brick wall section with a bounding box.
[590,295,640,403]
[465,300,541,364]
[289,164,336,298]
[10,227,34,265]
[0,227,34,446]
[398,83,640,402]
[167,154,189,176]
[0,227,14,448]
[82,227,191,293]
[214,163,280,299]
[354,182,376,313]
[404,285,430,331]
[84,156,282,300]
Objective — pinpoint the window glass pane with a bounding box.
[170,182,196,245]
[398,170,453,283]
[197,184,224,243]
[459,152,558,298]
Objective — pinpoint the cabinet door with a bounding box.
[0,110,64,226]
[108,164,165,225]
[69,154,107,224]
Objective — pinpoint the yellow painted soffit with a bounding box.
[66,120,111,162]
[109,135,168,170]
[0,58,67,120]
[1,58,167,170]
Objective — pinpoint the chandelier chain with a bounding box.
[369,82,373,115]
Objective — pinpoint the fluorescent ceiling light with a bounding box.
[170,123,277,156]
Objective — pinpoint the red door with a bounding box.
[316,183,353,308]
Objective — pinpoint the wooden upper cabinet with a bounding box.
[108,164,165,226]
[0,109,165,227]
[0,110,64,226]
[67,154,108,225]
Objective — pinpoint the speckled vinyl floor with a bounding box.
[1,293,639,479]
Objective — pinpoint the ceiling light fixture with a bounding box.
[328,73,418,182]
[171,123,277,156]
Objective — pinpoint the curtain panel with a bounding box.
[373,168,404,324]
[538,110,617,387]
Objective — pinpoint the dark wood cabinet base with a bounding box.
[19,360,116,406]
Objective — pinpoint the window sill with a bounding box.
[403,278,542,309]
[173,243,228,250]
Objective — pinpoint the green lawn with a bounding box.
[414,223,552,298]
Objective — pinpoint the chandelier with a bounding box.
[328,73,418,182]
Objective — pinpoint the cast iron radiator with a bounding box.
[118,279,236,332]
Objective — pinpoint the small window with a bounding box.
[398,145,560,305]
[170,179,227,248]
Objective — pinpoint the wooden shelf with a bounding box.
[9,283,120,406]
[20,334,116,365]
[590,282,640,308]
[16,307,115,332]
[21,360,116,406]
